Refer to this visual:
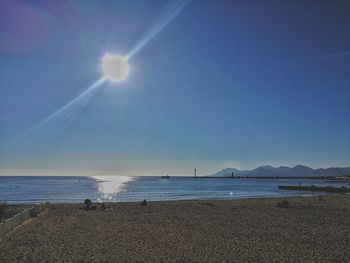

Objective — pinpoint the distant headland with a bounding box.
[212,165,350,177]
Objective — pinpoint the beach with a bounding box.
[0,195,349,262]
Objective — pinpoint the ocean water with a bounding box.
[0,176,347,204]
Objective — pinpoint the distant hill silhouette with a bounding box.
[212,165,350,177]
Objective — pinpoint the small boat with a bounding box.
[161,175,170,179]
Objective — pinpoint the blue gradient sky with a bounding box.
[0,0,349,176]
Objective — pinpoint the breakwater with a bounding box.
[278,185,350,194]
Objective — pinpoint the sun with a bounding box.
[101,54,130,82]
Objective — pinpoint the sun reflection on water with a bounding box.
[94,176,134,201]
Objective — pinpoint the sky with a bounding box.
[0,0,349,176]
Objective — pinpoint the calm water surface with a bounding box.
[0,176,347,204]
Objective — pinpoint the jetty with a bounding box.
[192,175,347,180]
[278,185,350,194]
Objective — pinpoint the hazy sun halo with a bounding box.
[101,54,130,82]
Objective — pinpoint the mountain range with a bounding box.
[212,165,350,177]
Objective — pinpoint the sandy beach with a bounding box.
[0,195,349,262]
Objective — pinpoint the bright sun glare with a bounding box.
[101,54,130,82]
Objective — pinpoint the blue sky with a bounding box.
[0,0,349,176]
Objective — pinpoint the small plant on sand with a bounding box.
[84,199,93,210]
[0,202,7,219]
[276,199,290,208]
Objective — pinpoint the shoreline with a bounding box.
[1,192,334,205]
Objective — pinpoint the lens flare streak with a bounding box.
[126,0,190,59]
[35,77,105,131]
[1,78,105,152]
[2,0,190,153]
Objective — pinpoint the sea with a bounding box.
[0,176,347,204]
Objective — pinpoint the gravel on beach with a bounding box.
[0,195,349,262]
